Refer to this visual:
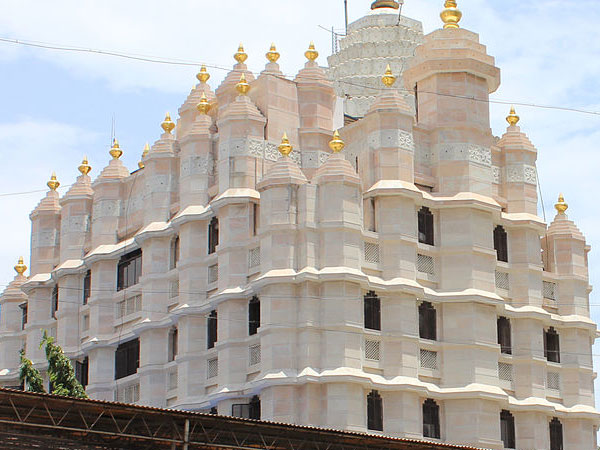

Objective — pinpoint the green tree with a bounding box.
[18,349,45,393]
[40,331,87,399]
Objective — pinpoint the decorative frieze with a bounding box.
[506,165,537,185]
[435,143,492,166]
[368,130,415,152]
[492,166,502,184]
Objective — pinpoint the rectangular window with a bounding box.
[249,297,260,335]
[51,286,59,319]
[418,207,434,246]
[419,302,437,341]
[83,270,91,305]
[494,226,509,262]
[500,410,516,449]
[423,399,440,439]
[207,310,217,349]
[117,249,142,291]
[168,328,178,362]
[364,291,381,331]
[544,327,560,363]
[232,396,260,420]
[75,357,89,388]
[252,203,259,236]
[367,390,383,431]
[20,304,27,330]
[497,317,512,354]
[208,217,219,255]
[114,338,140,380]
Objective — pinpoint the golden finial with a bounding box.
[197,92,211,114]
[278,132,293,156]
[329,130,345,153]
[196,65,210,83]
[266,43,280,63]
[506,106,520,126]
[161,112,176,134]
[47,172,60,191]
[382,64,397,87]
[234,43,248,64]
[371,0,400,9]
[236,73,250,95]
[109,138,123,159]
[14,256,27,276]
[555,193,569,214]
[138,143,149,169]
[78,156,92,176]
[305,42,319,62]
[441,0,462,29]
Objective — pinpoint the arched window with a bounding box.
[494,225,508,262]
[364,291,381,331]
[207,310,217,349]
[249,297,260,336]
[422,399,440,439]
[500,410,516,449]
[418,207,434,246]
[549,417,563,450]
[51,286,59,319]
[497,317,512,354]
[208,217,219,254]
[367,390,383,431]
[170,236,180,269]
[83,270,91,305]
[419,302,436,341]
[544,327,560,363]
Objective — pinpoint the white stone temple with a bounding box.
[0,1,597,449]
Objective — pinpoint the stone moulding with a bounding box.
[435,143,492,166]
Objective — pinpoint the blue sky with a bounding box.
[1,0,599,396]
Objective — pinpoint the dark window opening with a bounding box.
[232,395,260,420]
[83,270,91,305]
[364,291,381,331]
[115,338,140,380]
[497,316,512,355]
[51,286,59,319]
[494,225,509,262]
[20,304,27,330]
[249,297,260,336]
[209,407,218,415]
[500,410,516,449]
[419,302,437,341]
[117,249,142,291]
[549,417,563,450]
[252,204,259,236]
[168,327,178,362]
[75,357,89,388]
[208,217,219,254]
[423,398,440,439]
[170,236,180,270]
[544,327,560,363]
[367,390,383,431]
[207,310,217,349]
[370,198,377,232]
[418,207,434,246]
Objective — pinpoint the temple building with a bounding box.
[0,1,597,449]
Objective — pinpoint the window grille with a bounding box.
[82,314,90,332]
[167,368,178,390]
[169,279,179,299]
[364,242,380,264]
[249,344,261,366]
[498,362,513,382]
[208,264,218,284]
[207,358,218,379]
[547,372,560,392]
[116,295,142,319]
[417,254,434,275]
[495,271,509,290]
[248,247,260,268]
[115,383,140,403]
[420,349,437,370]
[365,339,381,361]
[543,281,557,300]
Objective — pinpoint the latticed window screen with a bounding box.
[495,271,510,290]
[115,383,140,403]
[248,247,260,268]
[167,368,178,390]
[364,242,380,264]
[169,279,179,299]
[249,344,261,366]
[417,254,434,275]
[498,362,513,382]
[116,295,142,319]
[420,349,437,370]
[364,339,381,361]
[543,281,557,300]
[547,372,561,391]
[208,264,219,284]
[207,358,218,379]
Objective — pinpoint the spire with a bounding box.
[234,43,248,64]
[371,0,400,9]
[197,92,211,114]
[109,138,123,159]
[161,112,176,134]
[278,133,293,156]
[441,0,462,29]
[506,106,520,127]
[266,43,280,63]
[14,256,27,276]
[236,73,250,95]
[555,193,569,215]
[196,65,210,83]
[305,42,319,62]
[78,156,91,176]
[47,172,60,191]
[329,130,345,153]
[382,64,396,87]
